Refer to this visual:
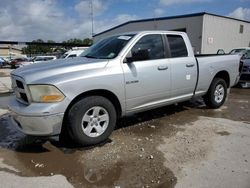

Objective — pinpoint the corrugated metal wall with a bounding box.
[94,14,250,55]
[202,14,250,54]
[94,16,203,54]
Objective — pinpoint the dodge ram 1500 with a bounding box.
[9,31,241,146]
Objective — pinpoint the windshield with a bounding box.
[81,34,135,59]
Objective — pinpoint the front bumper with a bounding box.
[9,97,64,136]
[10,112,64,136]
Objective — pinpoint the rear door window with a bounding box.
[167,35,188,58]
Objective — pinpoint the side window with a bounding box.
[131,34,165,61]
[167,35,188,58]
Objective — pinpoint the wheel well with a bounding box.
[214,71,230,88]
[63,90,122,126]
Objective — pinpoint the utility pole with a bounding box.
[90,0,94,38]
[153,5,157,30]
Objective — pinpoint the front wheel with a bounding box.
[203,78,227,109]
[67,96,117,146]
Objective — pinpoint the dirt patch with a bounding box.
[0,68,12,77]
[1,88,250,187]
[216,131,231,136]
[157,116,250,188]
[181,88,250,122]
[0,72,7,77]
[157,116,220,177]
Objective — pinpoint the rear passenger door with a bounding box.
[166,34,197,98]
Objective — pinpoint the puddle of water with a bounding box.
[0,110,178,187]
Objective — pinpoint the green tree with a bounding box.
[22,39,54,55]
[22,38,92,55]
[63,38,93,45]
[83,38,93,45]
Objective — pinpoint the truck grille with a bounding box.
[11,76,30,105]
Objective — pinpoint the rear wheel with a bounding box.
[204,78,227,109]
[67,96,117,146]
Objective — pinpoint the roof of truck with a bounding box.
[111,30,186,36]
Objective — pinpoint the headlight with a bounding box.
[28,85,65,103]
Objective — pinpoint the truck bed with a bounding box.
[194,54,240,96]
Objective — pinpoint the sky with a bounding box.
[0,0,249,42]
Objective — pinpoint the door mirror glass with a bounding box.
[125,51,132,63]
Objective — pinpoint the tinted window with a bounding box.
[167,35,188,58]
[131,34,165,61]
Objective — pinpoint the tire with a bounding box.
[203,78,227,109]
[67,96,117,146]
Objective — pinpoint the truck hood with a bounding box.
[11,57,109,84]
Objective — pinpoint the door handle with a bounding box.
[186,63,195,68]
[158,65,168,70]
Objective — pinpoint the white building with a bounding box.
[93,12,250,54]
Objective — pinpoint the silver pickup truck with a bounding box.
[9,31,241,146]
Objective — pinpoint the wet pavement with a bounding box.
[0,88,250,188]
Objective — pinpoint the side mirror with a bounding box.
[124,51,133,63]
[124,49,149,63]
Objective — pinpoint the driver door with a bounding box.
[122,34,171,113]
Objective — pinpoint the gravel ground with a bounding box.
[0,68,12,77]
[0,68,12,94]
[0,88,249,188]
